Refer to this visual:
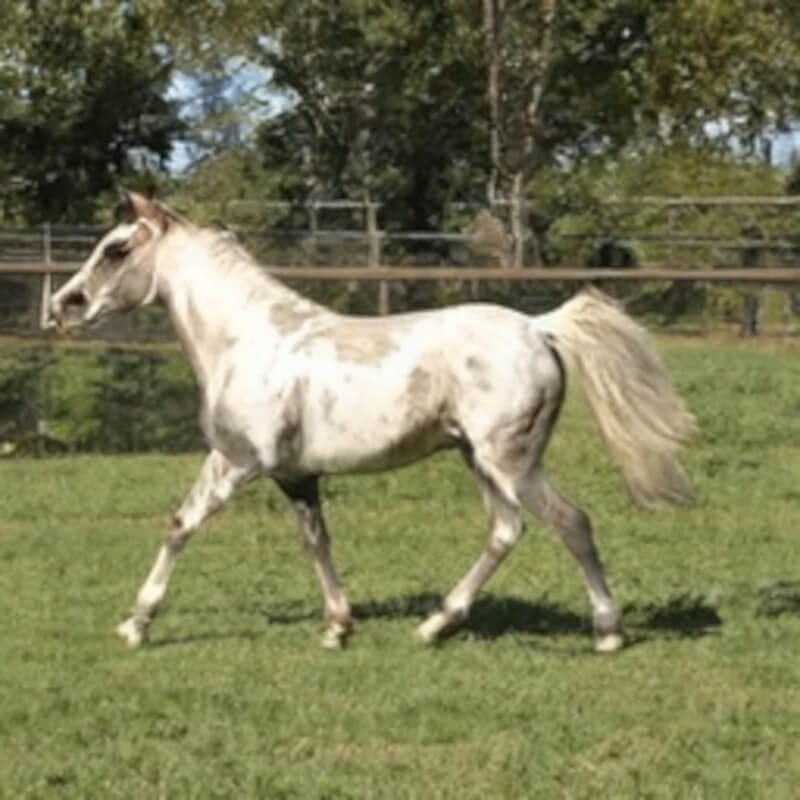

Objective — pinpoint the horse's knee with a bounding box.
[166,516,192,552]
[488,516,524,558]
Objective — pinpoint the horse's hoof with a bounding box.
[321,630,344,649]
[115,618,146,648]
[321,621,350,650]
[594,632,625,653]
[415,612,448,644]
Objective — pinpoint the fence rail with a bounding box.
[3,261,800,283]
[3,195,800,337]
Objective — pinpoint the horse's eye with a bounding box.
[105,241,130,260]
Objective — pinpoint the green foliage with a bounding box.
[0,345,202,455]
[146,0,800,232]
[165,150,276,225]
[3,339,800,796]
[0,347,52,442]
[531,149,798,320]
[92,348,200,453]
[46,350,106,448]
[546,148,787,253]
[0,0,183,223]
[633,0,800,153]
[3,0,800,230]
[251,0,485,227]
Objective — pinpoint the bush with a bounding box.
[0,345,203,456]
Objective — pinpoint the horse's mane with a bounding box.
[191,225,291,307]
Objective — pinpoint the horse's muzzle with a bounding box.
[47,289,89,330]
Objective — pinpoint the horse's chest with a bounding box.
[202,377,303,471]
[201,398,260,465]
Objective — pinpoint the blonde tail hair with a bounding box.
[538,289,697,508]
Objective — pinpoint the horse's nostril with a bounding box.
[48,288,89,330]
[63,290,87,309]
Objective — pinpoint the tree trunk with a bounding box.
[509,0,557,267]
[483,0,503,208]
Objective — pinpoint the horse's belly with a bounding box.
[300,420,453,474]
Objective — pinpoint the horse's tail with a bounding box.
[534,288,697,508]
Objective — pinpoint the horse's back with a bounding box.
[285,302,563,474]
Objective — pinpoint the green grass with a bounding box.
[3,337,800,798]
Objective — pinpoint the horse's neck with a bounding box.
[155,236,316,388]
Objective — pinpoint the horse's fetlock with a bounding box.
[326,607,352,631]
[594,607,622,637]
[443,596,470,623]
[166,526,190,551]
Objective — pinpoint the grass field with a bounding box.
[3,337,800,798]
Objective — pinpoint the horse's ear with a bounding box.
[125,190,169,232]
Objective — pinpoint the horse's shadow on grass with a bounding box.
[756,580,800,617]
[150,591,722,650]
[273,590,722,646]
[262,592,590,639]
[620,594,722,645]
[149,629,265,649]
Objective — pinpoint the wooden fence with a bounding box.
[3,195,800,335]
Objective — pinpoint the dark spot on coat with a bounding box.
[269,301,318,334]
[407,367,432,407]
[321,389,337,422]
[209,403,259,464]
[333,331,397,365]
[275,380,306,465]
[465,355,492,392]
[465,355,483,371]
[276,417,303,465]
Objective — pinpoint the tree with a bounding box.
[143,0,800,239]
[141,0,484,228]
[481,0,558,264]
[250,1,485,229]
[633,0,800,157]
[478,0,800,262]
[0,0,183,222]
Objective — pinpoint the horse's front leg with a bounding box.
[116,449,255,647]
[278,477,352,648]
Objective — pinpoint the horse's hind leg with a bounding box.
[416,469,523,643]
[517,469,624,652]
[278,477,352,649]
[116,449,255,647]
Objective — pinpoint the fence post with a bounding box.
[32,223,53,455]
[38,222,53,331]
[667,206,677,267]
[366,201,388,314]
[308,200,318,264]
[510,179,524,268]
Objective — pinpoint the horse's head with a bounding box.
[47,190,174,330]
